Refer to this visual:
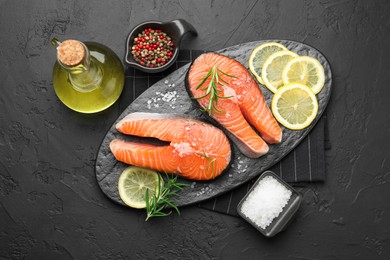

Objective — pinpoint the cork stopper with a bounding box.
[57,40,85,66]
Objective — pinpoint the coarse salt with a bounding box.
[173,142,194,157]
[241,176,292,229]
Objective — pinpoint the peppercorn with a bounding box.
[131,27,175,68]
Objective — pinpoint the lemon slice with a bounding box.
[262,51,299,93]
[248,42,288,84]
[282,56,325,94]
[118,166,161,209]
[271,83,318,130]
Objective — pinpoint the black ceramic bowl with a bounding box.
[237,171,302,237]
[125,19,197,73]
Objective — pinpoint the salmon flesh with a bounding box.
[186,53,282,158]
[110,113,231,181]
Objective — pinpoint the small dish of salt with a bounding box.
[237,171,302,237]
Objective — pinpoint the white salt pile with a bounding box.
[241,176,292,229]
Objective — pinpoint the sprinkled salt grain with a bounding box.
[172,83,175,87]
[164,80,169,84]
[173,142,194,157]
[161,91,177,102]
[241,176,292,229]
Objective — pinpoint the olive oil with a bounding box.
[52,39,124,113]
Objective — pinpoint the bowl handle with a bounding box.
[167,19,197,45]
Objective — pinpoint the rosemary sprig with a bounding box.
[193,66,236,115]
[145,173,189,221]
[197,151,216,179]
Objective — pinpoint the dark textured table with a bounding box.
[1,1,390,259]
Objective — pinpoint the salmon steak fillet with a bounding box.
[186,53,282,158]
[110,113,231,181]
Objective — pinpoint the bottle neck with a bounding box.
[57,41,103,92]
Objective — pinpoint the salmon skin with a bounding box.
[186,53,282,158]
[110,112,231,181]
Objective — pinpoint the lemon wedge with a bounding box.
[282,56,325,94]
[262,51,299,93]
[118,166,161,209]
[248,42,288,85]
[271,83,318,130]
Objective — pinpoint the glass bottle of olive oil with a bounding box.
[51,38,124,113]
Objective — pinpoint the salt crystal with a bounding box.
[164,80,169,84]
[173,142,194,157]
[241,176,292,229]
[172,83,175,87]
[168,84,172,87]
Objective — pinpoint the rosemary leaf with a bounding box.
[196,69,213,90]
[217,68,236,78]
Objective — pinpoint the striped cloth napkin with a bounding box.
[124,50,328,217]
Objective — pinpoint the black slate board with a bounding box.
[95,40,332,207]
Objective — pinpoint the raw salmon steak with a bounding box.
[186,53,282,158]
[110,113,231,181]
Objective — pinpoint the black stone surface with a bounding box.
[1,0,390,259]
[96,40,331,207]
